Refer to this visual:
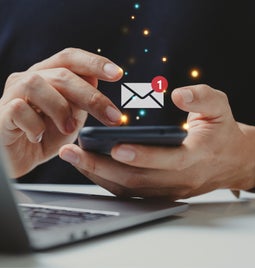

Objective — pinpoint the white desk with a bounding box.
[1,184,255,268]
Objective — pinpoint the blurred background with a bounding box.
[0,0,254,183]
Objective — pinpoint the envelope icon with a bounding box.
[121,83,164,108]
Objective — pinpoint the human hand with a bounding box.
[59,84,255,200]
[0,48,123,178]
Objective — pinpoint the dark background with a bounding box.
[0,0,254,183]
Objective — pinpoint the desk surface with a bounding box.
[1,184,255,268]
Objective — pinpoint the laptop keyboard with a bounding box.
[19,204,117,230]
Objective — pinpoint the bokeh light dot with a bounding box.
[134,3,140,9]
[143,29,150,36]
[121,26,129,35]
[128,57,136,64]
[190,68,200,79]
[182,122,189,130]
[162,56,168,62]
[139,109,146,117]
[121,114,128,124]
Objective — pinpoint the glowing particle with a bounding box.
[182,122,189,130]
[121,26,129,35]
[190,68,200,79]
[121,114,128,124]
[144,48,149,53]
[136,116,140,120]
[124,71,129,76]
[139,109,146,117]
[97,48,101,53]
[128,57,136,64]
[131,15,135,20]
[162,56,168,63]
[143,29,150,36]
[134,3,140,9]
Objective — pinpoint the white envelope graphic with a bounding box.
[121,83,164,108]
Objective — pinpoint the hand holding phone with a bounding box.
[78,126,187,155]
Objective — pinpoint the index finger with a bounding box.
[29,48,123,82]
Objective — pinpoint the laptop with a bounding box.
[0,150,188,253]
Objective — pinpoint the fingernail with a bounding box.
[60,149,79,165]
[35,131,44,143]
[103,63,123,79]
[114,146,136,162]
[106,106,122,123]
[66,117,76,133]
[177,89,193,103]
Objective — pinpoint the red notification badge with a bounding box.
[151,76,168,93]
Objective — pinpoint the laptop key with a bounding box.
[19,205,116,230]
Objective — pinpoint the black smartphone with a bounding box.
[78,125,187,155]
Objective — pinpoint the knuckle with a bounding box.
[6,72,21,85]
[194,84,230,109]
[87,54,105,70]
[57,47,76,60]
[21,73,42,90]
[216,89,229,104]
[215,90,230,115]
[87,91,103,107]
[56,67,72,81]
[9,98,27,114]
[20,73,43,98]
[195,84,212,98]
[198,84,211,90]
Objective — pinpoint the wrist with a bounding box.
[230,123,255,191]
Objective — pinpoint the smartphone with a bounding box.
[78,125,187,155]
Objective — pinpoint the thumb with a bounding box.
[171,84,231,119]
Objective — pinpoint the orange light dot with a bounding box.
[131,15,135,20]
[182,122,189,130]
[121,114,128,124]
[162,56,168,62]
[143,29,150,36]
[190,68,200,78]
